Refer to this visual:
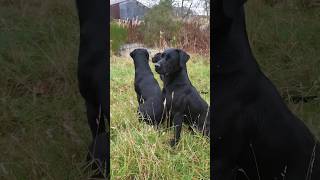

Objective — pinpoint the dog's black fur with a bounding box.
[213,0,320,179]
[130,49,164,125]
[75,0,109,178]
[152,52,164,81]
[152,52,162,63]
[155,48,210,147]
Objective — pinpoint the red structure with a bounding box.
[110,3,120,19]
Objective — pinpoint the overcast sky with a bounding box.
[110,0,209,15]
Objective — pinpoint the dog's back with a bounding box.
[130,49,163,125]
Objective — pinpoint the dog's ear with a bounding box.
[177,49,190,69]
[223,0,247,19]
[152,53,162,63]
[145,50,149,60]
[129,50,135,59]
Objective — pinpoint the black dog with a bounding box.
[213,0,320,179]
[130,49,164,125]
[75,0,108,178]
[155,48,210,147]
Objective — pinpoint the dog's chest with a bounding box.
[163,88,186,111]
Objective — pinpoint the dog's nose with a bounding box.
[155,63,160,68]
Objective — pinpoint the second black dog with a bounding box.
[155,48,210,147]
[130,49,164,125]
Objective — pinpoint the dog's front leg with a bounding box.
[85,101,100,138]
[86,101,106,137]
[188,126,195,135]
[170,112,184,147]
[137,94,143,105]
[85,101,108,178]
[213,159,236,180]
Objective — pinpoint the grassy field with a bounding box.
[0,0,319,179]
[110,55,210,179]
[0,0,92,179]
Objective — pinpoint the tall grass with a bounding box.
[0,0,94,179]
[110,22,128,54]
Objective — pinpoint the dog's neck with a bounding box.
[163,69,191,87]
[214,7,259,75]
[133,58,152,73]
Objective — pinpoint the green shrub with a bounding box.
[139,0,182,47]
[110,21,128,54]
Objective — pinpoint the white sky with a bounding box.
[110,0,208,15]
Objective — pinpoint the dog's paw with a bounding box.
[169,139,177,147]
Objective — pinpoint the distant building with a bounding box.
[110,0,149,20]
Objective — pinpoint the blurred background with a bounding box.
[110,0,210,56]
[245,0,320,137]
[0,0,90,179]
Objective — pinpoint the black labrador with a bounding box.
[130,49,164,125]
[75,0,108,178]
[154,48,210,147]
[213,0,320,179]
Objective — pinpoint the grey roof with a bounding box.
[110,0,147,6]
[110,0,125,5]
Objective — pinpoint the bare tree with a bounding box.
[174,0,202,18]
[143,0,206,18]
[203,0,210,16]
[181,0,193,18]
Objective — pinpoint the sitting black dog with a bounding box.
[213,0,320,179]
[75,0,108,178]
[154,48,210,147]
[130,49,164,125]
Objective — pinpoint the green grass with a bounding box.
[0,0,94,179]
[110,55,210,179]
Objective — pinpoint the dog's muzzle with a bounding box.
[155,63,161,72]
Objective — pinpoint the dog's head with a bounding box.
[129,48,149,62]
[151,52,162,63]
[214,0,247,34]
[154,48,190,75]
